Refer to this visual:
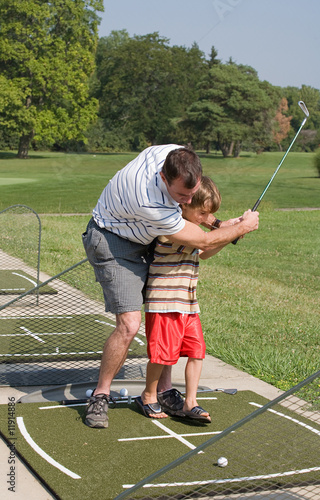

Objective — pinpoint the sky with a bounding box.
[97,0,320,90]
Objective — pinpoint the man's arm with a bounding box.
[167,210,259,251]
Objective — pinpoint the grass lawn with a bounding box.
[0,150,319,402]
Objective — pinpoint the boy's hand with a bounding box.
[220,217,242,227]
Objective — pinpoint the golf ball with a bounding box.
[217,457,228,467]
[120,388,128,397]
[86,389,93,398]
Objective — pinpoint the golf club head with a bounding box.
[214,388,238,395]
[298,100,309,117]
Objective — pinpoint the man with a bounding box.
[82,144,259,428]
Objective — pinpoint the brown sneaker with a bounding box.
[84,393,111,428]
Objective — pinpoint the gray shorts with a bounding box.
[82,218,153,315]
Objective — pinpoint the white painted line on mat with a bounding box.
[122,466,320,489]
[17,417,81,479]
[19,326,46,343]
[133,336,145,346]
[0,288,26,291]
[0,332,74,337]
[249,402,320,436]
[0,329,74,343]
[39,403,88,409]
[94,319,116,328]
[0,350,102,358]
[152,420,203,452]
[12,272,37,287]
[1,315,74,319]
[118,431,222,442]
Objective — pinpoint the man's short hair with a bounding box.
[162,148,202,188]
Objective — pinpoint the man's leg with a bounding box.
[85,310,141,428]
[95,310,141,394]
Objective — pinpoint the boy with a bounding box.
[136,176,228,423]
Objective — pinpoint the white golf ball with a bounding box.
[120,388,128,397]
[86,389,93,398]
[217,456,228,467]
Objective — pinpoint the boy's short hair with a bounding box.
[189,176,221,213]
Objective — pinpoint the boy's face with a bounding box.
[181,203,213,226]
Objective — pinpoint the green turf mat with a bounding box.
[1,391,319,499]
[0,270,57,295]
[0,314,146,363]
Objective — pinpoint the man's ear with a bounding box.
[159,171,166,182]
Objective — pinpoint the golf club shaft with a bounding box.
[232,116,307,245]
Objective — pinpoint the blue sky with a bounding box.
[98,0,320,90]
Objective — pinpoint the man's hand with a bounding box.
[240,209,259,233]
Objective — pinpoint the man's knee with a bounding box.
[116,311,141,340]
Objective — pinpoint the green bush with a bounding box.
[314,148,320,177]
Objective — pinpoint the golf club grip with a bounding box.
[231,199,261,245]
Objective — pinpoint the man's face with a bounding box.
[160,173,201,205]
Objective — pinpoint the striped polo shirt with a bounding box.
[145,236,200,314]
[93,144,186,245]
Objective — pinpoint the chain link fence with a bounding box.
[0,204,41,306]
[0,206,147,386]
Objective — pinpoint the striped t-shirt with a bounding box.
[145,236,200,314]
[93,144,186,245]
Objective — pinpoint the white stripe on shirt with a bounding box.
[93,145,185,244]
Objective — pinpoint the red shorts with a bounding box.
[145,312,206,365]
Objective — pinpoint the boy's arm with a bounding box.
[199,244,226,260]
[167,210,259,251]
[199,215,244,259]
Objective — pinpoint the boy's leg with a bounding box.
[139,361,168,418]
[145,312,184,415]
[184,358,210,419]
[144,361,164,403]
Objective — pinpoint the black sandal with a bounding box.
[135,396,167,418]
[176,405,211,423]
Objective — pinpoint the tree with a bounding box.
[93,32,207,149]
[272,97,292,151]
[0,0,103,158]
[283,85,320,151]
[208,46,221,68]
[185,62,278,156]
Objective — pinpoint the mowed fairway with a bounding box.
[0,150,319,398]
[0,151,318,213]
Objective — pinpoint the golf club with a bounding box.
[59,394,137,406]
[232,100,309,244]
[213,388,238,395]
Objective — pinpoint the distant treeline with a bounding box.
[0,1,319,158]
